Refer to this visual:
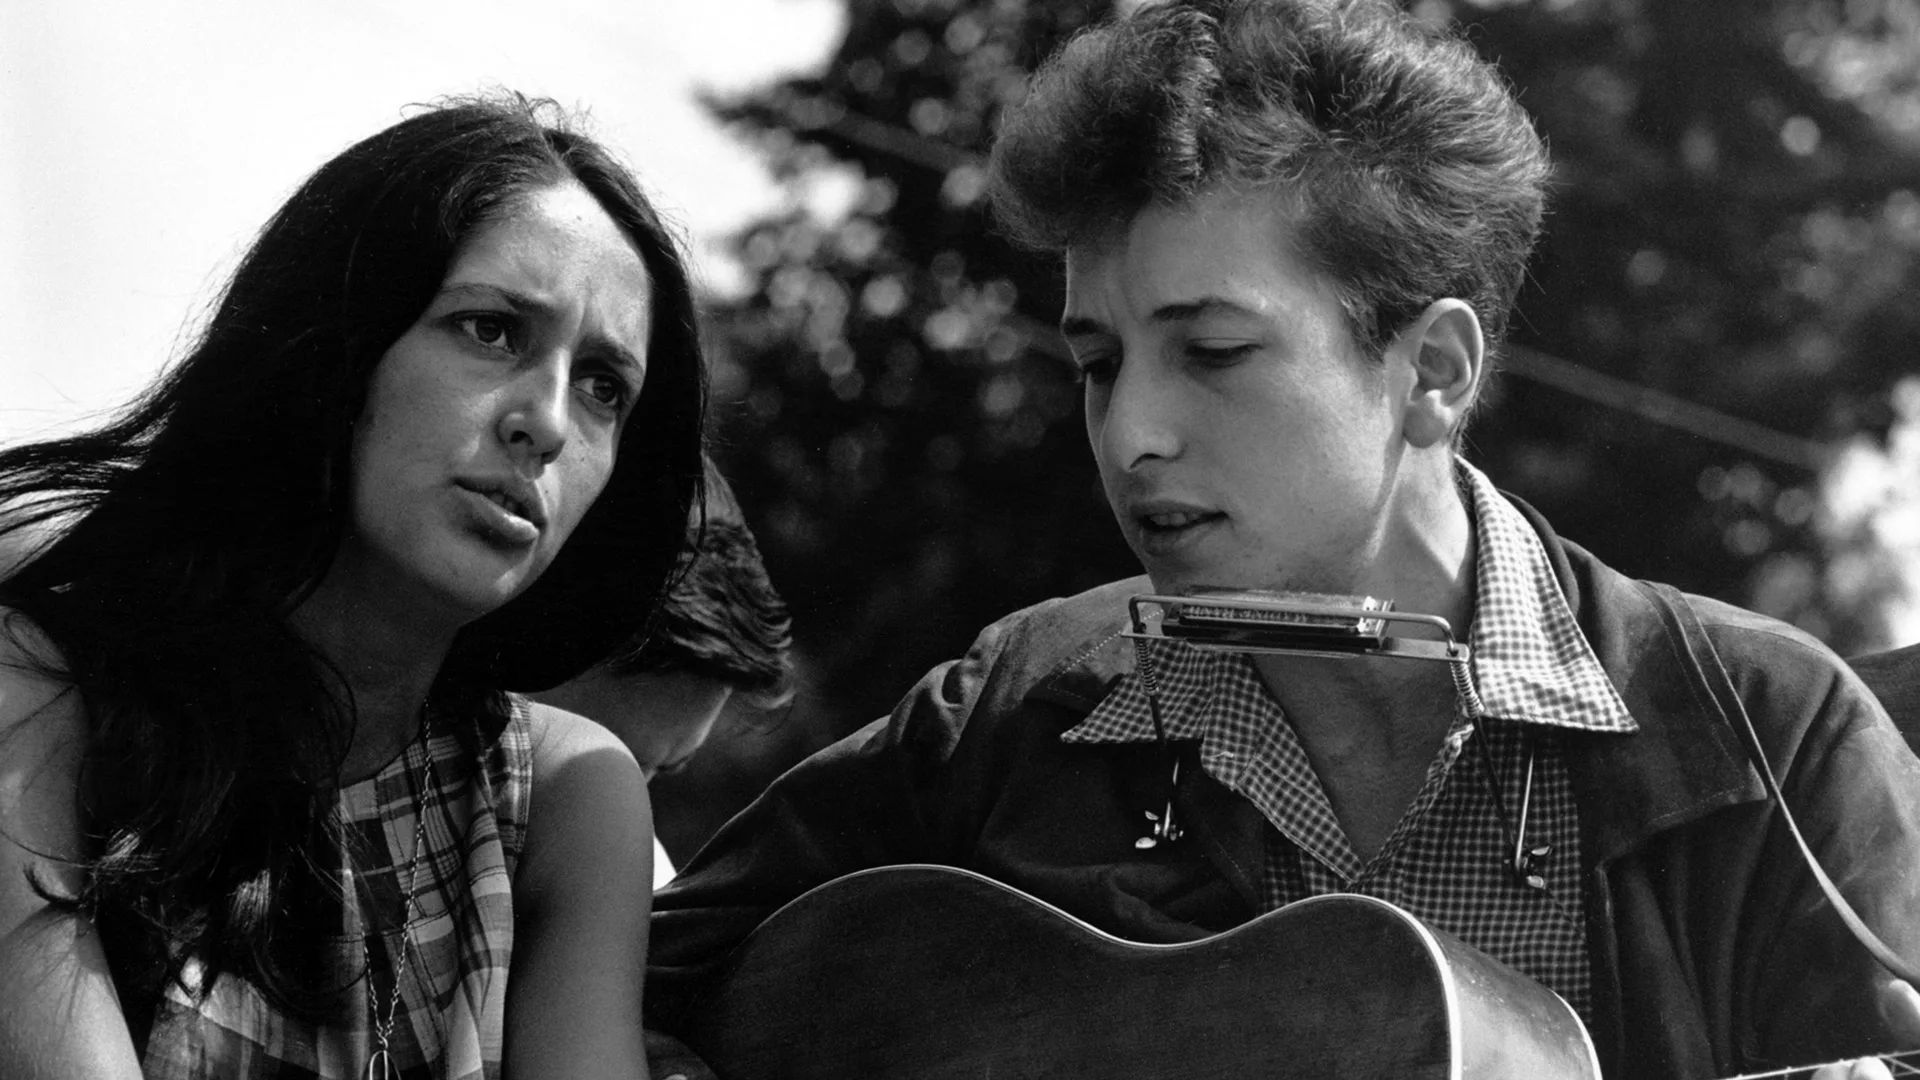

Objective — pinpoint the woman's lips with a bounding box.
[457,484,540,548]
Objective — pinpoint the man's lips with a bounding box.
[1126,501,1226,557]
[1128,499,1223,533]
[1138,508,1222,531]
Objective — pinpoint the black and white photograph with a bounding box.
[3,1,1919,1077]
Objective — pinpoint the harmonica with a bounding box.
[1124,588,1470,665]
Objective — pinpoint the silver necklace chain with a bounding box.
[360,712,436,1080]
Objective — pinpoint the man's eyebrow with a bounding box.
[438,282,646,375]
[1149,297,1258,323]
[1060,297,1259,338]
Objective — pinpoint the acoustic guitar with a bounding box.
[682,863,1601,1079]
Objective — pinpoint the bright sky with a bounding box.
[0,0,844,445]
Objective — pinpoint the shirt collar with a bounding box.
[1458,459,1637,733]
[1062,460,1637,746]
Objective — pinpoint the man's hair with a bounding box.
[987,0,1551,363]
[604,463,795,710]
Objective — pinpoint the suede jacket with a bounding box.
[1853,642,1920,757]
[649,505,1920,1080]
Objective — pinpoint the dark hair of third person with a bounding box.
[606,465,794,711]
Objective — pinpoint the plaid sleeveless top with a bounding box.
[138,696,534,1080]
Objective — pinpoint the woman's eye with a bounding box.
[454,312,516,350]
[577,372,631,412]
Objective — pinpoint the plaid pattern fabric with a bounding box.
[1063,461,1635,1023]
[140,696,533,1080]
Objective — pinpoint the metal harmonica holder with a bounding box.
[1121,588,1484,852]
[1123,589,1472,668]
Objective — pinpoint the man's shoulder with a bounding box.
[1679,590,1841,667]
[1683,591,1877,726]
[951,576,1151,717]
[1847,642,1920,746]
[1558,538,1842,679]
[1851,641,1920,695]
[1556,540,1871,742]
[979,576,1150,651]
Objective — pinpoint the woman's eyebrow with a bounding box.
[437,281,544,312]
[437,282,646,375]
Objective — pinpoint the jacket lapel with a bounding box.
[1506,497,1765,864]
[1028,609,1268,915]
[1177,751,1270,910]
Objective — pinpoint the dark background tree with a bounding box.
[653,0,1920,859]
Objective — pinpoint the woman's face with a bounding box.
[334,181,653,628]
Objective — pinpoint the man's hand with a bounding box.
[645,1028,718,1080]
[1808,979,1920,1079]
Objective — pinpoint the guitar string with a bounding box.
[1718,1049,1920,1079]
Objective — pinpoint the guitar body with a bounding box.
[685,864,1600,1079]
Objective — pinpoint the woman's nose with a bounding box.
[499,360,570,463]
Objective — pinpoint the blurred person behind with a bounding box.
[537,459,794,889]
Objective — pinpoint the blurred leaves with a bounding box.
[1449,0,1920,652]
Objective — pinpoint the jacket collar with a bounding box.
[1513,498,1765,863]
[1028,614,1139,713]
[1020,504,1766,871]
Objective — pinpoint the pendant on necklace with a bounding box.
[366,1048,393,1080]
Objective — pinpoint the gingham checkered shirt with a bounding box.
[1062,461,1637,1023]
[139,697,532,1080]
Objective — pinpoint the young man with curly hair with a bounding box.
[646,4,1920,1076]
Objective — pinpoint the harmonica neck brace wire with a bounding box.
[1124,588,1487,850]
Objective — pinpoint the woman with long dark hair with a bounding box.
[0,95,704,1078]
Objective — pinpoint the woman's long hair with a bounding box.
[0,94,706,1021]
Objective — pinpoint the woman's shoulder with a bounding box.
[518,695,640,779]
[508,696,651,913]
[0,607,90,896]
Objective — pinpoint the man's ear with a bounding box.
[1393,299,1484,450]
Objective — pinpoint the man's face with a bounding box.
[1061,186,1410,598]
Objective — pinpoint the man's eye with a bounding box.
[455,313,516,350]
[1188,343,1256,364]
